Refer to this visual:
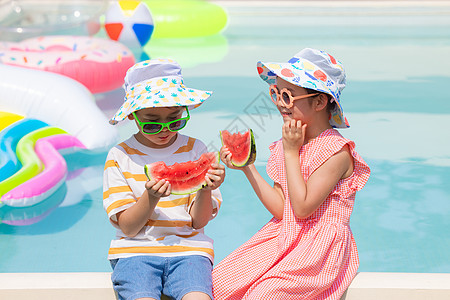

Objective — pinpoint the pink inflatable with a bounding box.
[0,35,135,93]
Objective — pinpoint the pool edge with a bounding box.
[0,272,449,299]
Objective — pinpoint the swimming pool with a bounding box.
[1,1,449,273]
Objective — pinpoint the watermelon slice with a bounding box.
[144,151,219,195]
[220,129,256,167]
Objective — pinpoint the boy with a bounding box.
[104,59,225,300]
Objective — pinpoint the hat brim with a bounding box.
[109,86,212,125]
[257,60,349,128]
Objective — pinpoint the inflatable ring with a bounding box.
[143,0,227,38]
[2,134,85,207]
[0,127,66,197]
[0,118,49,182]
[0,65,119,149]
[0,35,135,93]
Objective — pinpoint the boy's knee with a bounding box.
[181,291,212,300]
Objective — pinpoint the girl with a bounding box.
[212,48,370,300]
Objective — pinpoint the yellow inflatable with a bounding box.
[143,0,227,38]
[0,112,24,132]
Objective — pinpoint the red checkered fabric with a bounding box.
[212,129,370,300]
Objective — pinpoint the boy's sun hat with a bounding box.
[109,59,212,125]
[257,48,349,128]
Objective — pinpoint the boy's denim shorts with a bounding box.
[110,255,213,300]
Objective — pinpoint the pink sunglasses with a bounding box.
[269,85,319,108]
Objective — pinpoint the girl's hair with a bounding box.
[305,88,336,113]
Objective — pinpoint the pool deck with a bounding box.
[0,272,449,299]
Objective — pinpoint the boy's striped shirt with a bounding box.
[103,134,222,262]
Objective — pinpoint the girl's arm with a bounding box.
[222,148,285,219]
[116,180,170,237]
[283,120,354,219]
[189,163,225,229]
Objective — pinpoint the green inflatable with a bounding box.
[143,0,227,38]
[143,34,228,68]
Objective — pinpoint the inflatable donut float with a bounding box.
[0,35,135,93]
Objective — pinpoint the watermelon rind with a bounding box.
[220,129,256,167]
[144,151,219,195]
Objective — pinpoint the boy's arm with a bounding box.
[189,189,214,229]
[189,163,225,229]
[117,180,170,237]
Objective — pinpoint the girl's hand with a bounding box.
[282,119,307,154]
[220,146,247,170]
[145,179,171,198]
[203,163,226,190]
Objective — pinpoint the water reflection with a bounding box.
[0,150,106,229]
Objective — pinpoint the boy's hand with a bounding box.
[203,163,226,190]
[145,179,171,198]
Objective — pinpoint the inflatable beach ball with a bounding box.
[105,0,154,48]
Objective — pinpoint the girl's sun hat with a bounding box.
[109,58,212,125]
[257,48,349,128]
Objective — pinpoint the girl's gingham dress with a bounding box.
[212,129,370,300]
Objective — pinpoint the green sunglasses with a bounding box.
[132,108,190,135]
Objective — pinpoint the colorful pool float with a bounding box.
[1,134,85,207]
[0,35,135,93]
[0,111,102,221]
[0,127,67,197]
[0,112,87,207]
[0,64,119,149]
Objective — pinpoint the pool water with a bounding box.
[1,2,450,273]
